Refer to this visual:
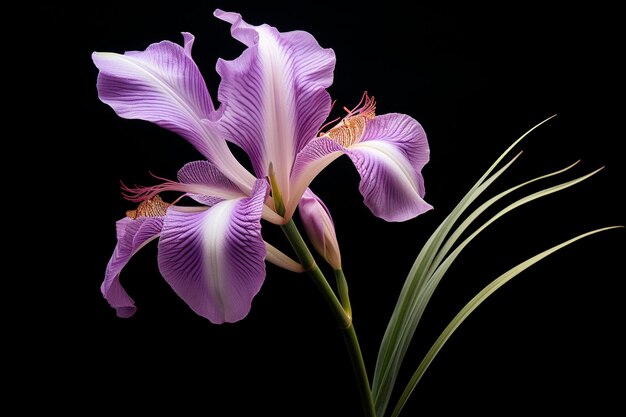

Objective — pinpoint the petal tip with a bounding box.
[115,306,137,319]
[213,8,238,23]
[91,51,111,67]
[181,32,195,56]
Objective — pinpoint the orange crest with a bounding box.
[126,195,170,219]
[320,92,376,147]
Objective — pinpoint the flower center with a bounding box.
[126,195,170,219]
[319,92,376,147]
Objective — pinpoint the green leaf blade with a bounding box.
[372,116,556,416]
[390,226,622,417]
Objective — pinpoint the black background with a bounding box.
[27,1,624,415]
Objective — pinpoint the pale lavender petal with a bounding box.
[157,180,268,324]
[347,113,432,221]
[93,33,214,154]
[102,217,164,318]
[359,113,430,180]
[93,33,256,192]
[286,137,344,219]
[214,10,335,200]
[177,160,243,206]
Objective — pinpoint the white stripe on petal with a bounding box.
[348,140,432,222]
[157,180,268,323]
[351,140,421,194]
[215,11,335,207]
[93,34,255,193]
[257,27,297,200]
[202,200,236,314]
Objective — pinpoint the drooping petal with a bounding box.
[299,189,341,269]
[92,33,255,192]
[102,216,164,318]
[214,10,335,202]
[347,113,432,221]
[359,113,430,174]
[290,113,432,222]
[157,179,268,324]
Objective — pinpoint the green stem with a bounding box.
[334,269,352,319]
[281,219,349,327]
[281,219,376,417]
[343,323,376,417]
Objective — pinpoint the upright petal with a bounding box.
[157,180,268,324]
[93,33,255,192]
[102,216,164,318]
[347,113,432,221]
[214,10,335,202]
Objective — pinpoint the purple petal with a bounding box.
[287,137,344,219]
[102,217,164,318]
[157,179,268,324]
[93,33,255,192]
[214,10,335,200]
[347,113,432,221]
[93,34,213,154]
[177,160,244,207]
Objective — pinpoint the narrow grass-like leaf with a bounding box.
[372,116,557,416]
[377,164,600,416]
[471,114,557,189]
[390,226,622,417]
[372,153,520,414]
[426,160,580,278]
[397,168,604,380]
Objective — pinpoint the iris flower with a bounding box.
[94,10,431,324]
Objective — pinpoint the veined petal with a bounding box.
[359,113,430,172]
[347,113,432,221]
[157,180,268,324]
[214,10,335,202]
[92,33,255,192]
[177,160,246,206]
[102,216,164,318]
[92,33,212,153]
[177,160,282,224]
[292,113,432,222]
[287,137,344,219]
[121,161,246,207]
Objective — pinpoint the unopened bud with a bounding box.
[299,189,341,269]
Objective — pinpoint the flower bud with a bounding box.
[299,189,342,269]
